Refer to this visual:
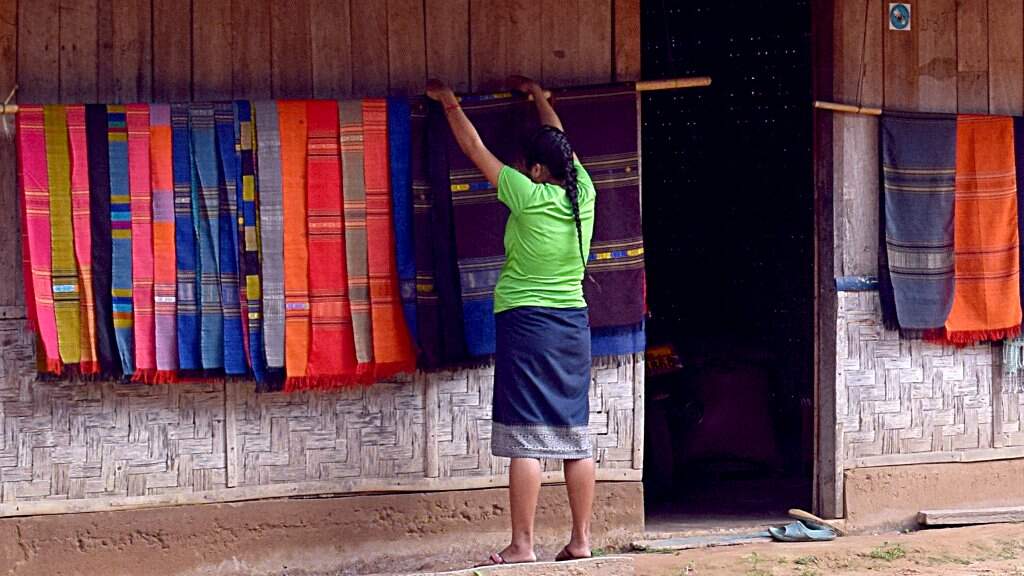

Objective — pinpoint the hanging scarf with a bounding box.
[254,101,285,388]
[1005,118,1024,391]
[66,106,100,374]
[44,105,82,366]
[171,104,200,370]
[215,103,247,375]
[150,104,178,380]
[85,104,120,377]
[127,104,156,380]
[303,100,357,388]
[410,100,443,367]
[945,115,1022,345]
[278,101,311,385]
[340,100,375,380]
[236,101,267,384]
[363,99,416,378]
[232,105,250,370]
[387,97,418,342]
[17,106,62,373]
[108,105,135,376]
[190,104,224,370]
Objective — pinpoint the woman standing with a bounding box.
[427,75,596,565]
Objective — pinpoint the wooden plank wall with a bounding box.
[0,0,641,310]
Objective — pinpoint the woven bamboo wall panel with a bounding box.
[0,319,641,508]
[836,291,1024,469]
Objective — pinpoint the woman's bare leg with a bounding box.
[563,457,595,557]
[497,457,541,562]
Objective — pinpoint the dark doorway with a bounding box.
[641,0,815,530]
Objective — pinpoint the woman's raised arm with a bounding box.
[426,79,503,188]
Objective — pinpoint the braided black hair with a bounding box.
[526,125,587,272]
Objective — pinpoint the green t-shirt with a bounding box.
[493,160,596,313]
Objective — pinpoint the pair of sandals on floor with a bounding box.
[477,545,588,567]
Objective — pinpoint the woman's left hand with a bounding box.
[426,79,455,103]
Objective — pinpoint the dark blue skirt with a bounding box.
[491,306,592,459]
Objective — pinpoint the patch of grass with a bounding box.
[744,552,773,576]
[921,554,971,567]
[675,561,697,575]
[865,542,906,562]
[998,539,1024,560]
[795,569,820,576]
[793,555,819,566]
[591,547,609,558]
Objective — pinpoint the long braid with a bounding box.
[529,125,588,277]
[557,138,586,271]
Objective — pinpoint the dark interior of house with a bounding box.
[641,0,815,529]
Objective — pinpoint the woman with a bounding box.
[427,75,596,565]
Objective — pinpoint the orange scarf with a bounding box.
[278,101,310,384]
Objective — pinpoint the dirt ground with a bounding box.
[630,523,1024,576]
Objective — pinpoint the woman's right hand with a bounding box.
[508,75,541,95]
[426,79,456,103]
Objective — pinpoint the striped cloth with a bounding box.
[215,103,246,375]
[67,106,99,374]
[85,105,120,377]
[17,106,62,373]
[45,105,82,365]
[255,101,285,379]
[279,101,311,384]
[304,100,357,387]
[340,100,375,379]
[171,104,200,370]
[880,113,957,332]
[232,106,250,369]
[190,104,224,370]
[410,100,444,367]
[150,105,178,378]
[945,115,1022,344]
[363,99,416,378]
[127,104,156,379]
[108,105,135,376]
[388,97,418,342]
[236,101,267,384]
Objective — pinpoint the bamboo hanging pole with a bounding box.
[813,100,882,116]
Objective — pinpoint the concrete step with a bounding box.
[410,555,634,576]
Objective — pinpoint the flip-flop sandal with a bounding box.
[474,552,537,567]
[788,508,846,536]
[768,521,837,543]
[555,546,591,562]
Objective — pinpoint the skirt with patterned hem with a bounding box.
[491,306,592,460]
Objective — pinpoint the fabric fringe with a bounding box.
[153,370,179,384]
[78,361,101,376]
[945,326,1022,347]
[131,369,157,384]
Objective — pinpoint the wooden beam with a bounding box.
[919,506,1024,526]
[613,0,640,81]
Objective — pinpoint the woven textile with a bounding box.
[340,100,375,379]
[44,105,82,365]
[18,106,62,372]
[236,101,267,383]
[66,106,99,374]
[552,85,645,328]
[190,104,224,370]
[150,105,178,376]
[127,105,155,378]
[108,105,135,376]
[215,103,246,375]
[279,101,311,383]
[171,104,200,370]
[85,104,120,376]
[305,100,357,386]
[880,113,957,331]
[591,323,646,356]
[388,97,417,340]
[945,115,1022,344]
[410,100,443,366]
[363,99,416,378]
[254,101,285,375]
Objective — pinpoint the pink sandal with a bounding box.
[475,552,536,567]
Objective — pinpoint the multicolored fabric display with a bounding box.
[85,104,120,377]
[254,101,285,382]
[214,103,246,375]
[67,105,99,374]
[171,104,200,370]
[190,104,224,370]
[363,99,416,378]
[304,100,357,387]
[278,101,311,384]
[388,97,418,341]
[150,105,178,379]
[235,101,267,383]
[108,105,135,376]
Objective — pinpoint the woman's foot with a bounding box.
[555,543,591,561]
[476,543,537,566]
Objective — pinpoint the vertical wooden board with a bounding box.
[59,0,98,103]
[152,0,192,102]
[613,0,639,82]
[96,0,114,100]
[470,0,509,91]
[232,0,272,99]
[425,0,470,93]
[193,0,233,101]
[508,0,543,81]
[958,0,989,113]
[18,0,60,102]
[110,0,152,103]
[542,0,580,86]
[388,0,427,95]
[310,0,352,98]
[840,117,879,276]
[835,0,883,105]
[988,0,1023,115]
[578,0,612,84]
[883,0,917,109]
[350,0,389,96]
[0,0,19,309]
[917,0,957,113]
[271,0,313,98]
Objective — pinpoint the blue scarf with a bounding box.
[189,104,224,370]
[388,97,418,343]
[235,101,267,383]
[171,104,201,370]
[214,103,247,375]
[107,106,135,376]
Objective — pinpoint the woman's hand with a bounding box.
[426,79,456,104]
[508,75,542,95]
